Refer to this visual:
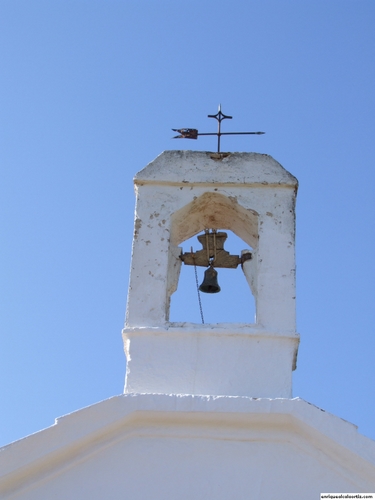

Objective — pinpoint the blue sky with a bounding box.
[1,1,374,447]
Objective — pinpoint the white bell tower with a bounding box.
[123,150,299,398]
[3,150,375,499]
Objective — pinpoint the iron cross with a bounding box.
[172,104,265,153]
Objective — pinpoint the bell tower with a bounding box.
[3,153,374,500]
[123,150,299,398]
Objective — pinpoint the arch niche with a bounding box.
[166,192,259,321]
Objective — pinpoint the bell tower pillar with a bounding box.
[123,150,299,398]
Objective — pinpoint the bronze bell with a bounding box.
[199,265,221,294]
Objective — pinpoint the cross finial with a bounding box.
[172,105,265,153]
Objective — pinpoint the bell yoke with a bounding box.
[179,230,252,294]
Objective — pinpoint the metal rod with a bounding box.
[218,112,222,153]
[205,230,210,265]
[197,132,264,136]
[213,230,217,263]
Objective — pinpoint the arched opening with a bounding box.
[167,192,259,324]
[169,230,256,324]
[170,191,258,249]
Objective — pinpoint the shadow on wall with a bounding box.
[169,231,255,324]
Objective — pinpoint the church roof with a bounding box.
[1,395,374,497]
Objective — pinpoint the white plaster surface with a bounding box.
[134,150,297,186]
[123,324,298,398]
[126,151,298,332]
[1,395,375,499]
[124,151,298,397]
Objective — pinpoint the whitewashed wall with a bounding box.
[1,395,375,500]
[124,151,299,398]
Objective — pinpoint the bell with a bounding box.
[199,265,221,294]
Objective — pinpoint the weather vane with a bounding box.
[172,104,265,153]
